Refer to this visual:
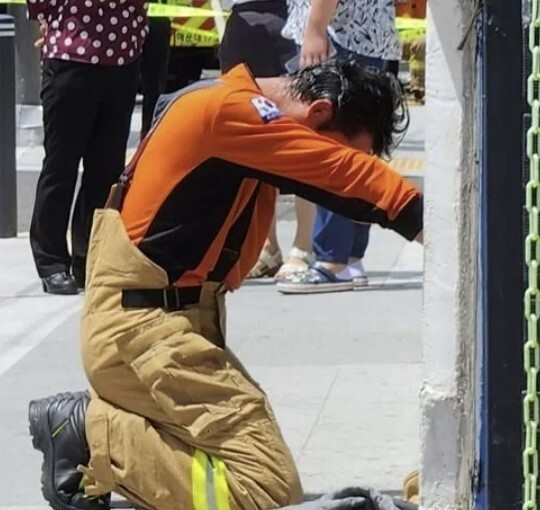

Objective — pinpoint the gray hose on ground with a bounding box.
[280,488,418,510]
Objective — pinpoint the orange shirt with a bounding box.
[120,65,422,290]
[395,0,426,19]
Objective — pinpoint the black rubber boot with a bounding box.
[29,391,110,510]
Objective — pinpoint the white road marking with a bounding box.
[0,295,82,378]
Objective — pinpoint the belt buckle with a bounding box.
[162,287,181,311]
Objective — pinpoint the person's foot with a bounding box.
[276,260,368,294]
[276,263,354,294]
[41,272,79,295]
[29,392,110,510]
[274,247,315,282]
[247,248,283,279]
[333,259,368,287]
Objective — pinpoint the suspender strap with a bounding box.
[105,79,223,211]
[105,133,152,210]
[208,183,261,282]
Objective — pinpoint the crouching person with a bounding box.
[28,59,423,510]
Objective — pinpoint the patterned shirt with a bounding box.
[282,0,402,61]
[27,0,148,66]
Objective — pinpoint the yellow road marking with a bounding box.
[389,158,424,174]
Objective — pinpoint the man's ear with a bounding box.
[305,99,334,129]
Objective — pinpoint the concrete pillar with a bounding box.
[420,0,478,508]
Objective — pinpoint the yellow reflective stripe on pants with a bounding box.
[193,450,210,510]
[211,455,231,510]
[192,449,230,510]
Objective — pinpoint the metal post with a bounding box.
[0,15,17,238]
[8,5,40,105]
[476,0,524,509]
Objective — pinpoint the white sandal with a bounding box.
[246,248,283,279]
[274,247,315,281]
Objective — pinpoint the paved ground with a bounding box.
[0,101,425,509]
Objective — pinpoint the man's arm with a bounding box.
[300,0,340,68]
[211,91,422,241]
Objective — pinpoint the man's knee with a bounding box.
[225,419,303,509]
[229,461,303,509]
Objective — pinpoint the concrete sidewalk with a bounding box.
[0,220,423,508]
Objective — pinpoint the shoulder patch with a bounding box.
[250,96,283,123]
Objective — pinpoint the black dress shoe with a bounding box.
[29,392,110,510]
[42,272,79,295]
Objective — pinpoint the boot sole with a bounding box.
[29,397,83,510]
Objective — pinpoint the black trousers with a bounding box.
[219,0,295,76]
[30,58,139,279]
[140,18,171,138]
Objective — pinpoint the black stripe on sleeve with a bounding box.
[212,158,423,241]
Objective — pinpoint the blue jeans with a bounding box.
[312,44,385,264]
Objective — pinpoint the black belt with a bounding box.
[122,286,202,311]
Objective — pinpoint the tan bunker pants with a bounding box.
[79,209,303,510]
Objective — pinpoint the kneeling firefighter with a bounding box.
[28,60,423,510]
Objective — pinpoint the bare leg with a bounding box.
[246,206,283,279]
[291,197,315,253]
[265,196,315,255]
[275,197,316,280]
[264,212,280,254]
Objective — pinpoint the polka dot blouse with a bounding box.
[27,0,149,66]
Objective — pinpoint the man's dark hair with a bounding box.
[287,58,409,158]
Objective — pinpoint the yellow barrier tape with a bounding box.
[171,22,218,46]
[148,3,227,18]
[399,28,426,43]
[409,60,425,71]
[396,17,426,43]
[396,17,426,31]
[0,0,229,18]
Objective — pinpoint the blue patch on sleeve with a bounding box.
[250,96,283,123]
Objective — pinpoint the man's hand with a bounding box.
[300,29,331,68]
[34,19,47,48]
